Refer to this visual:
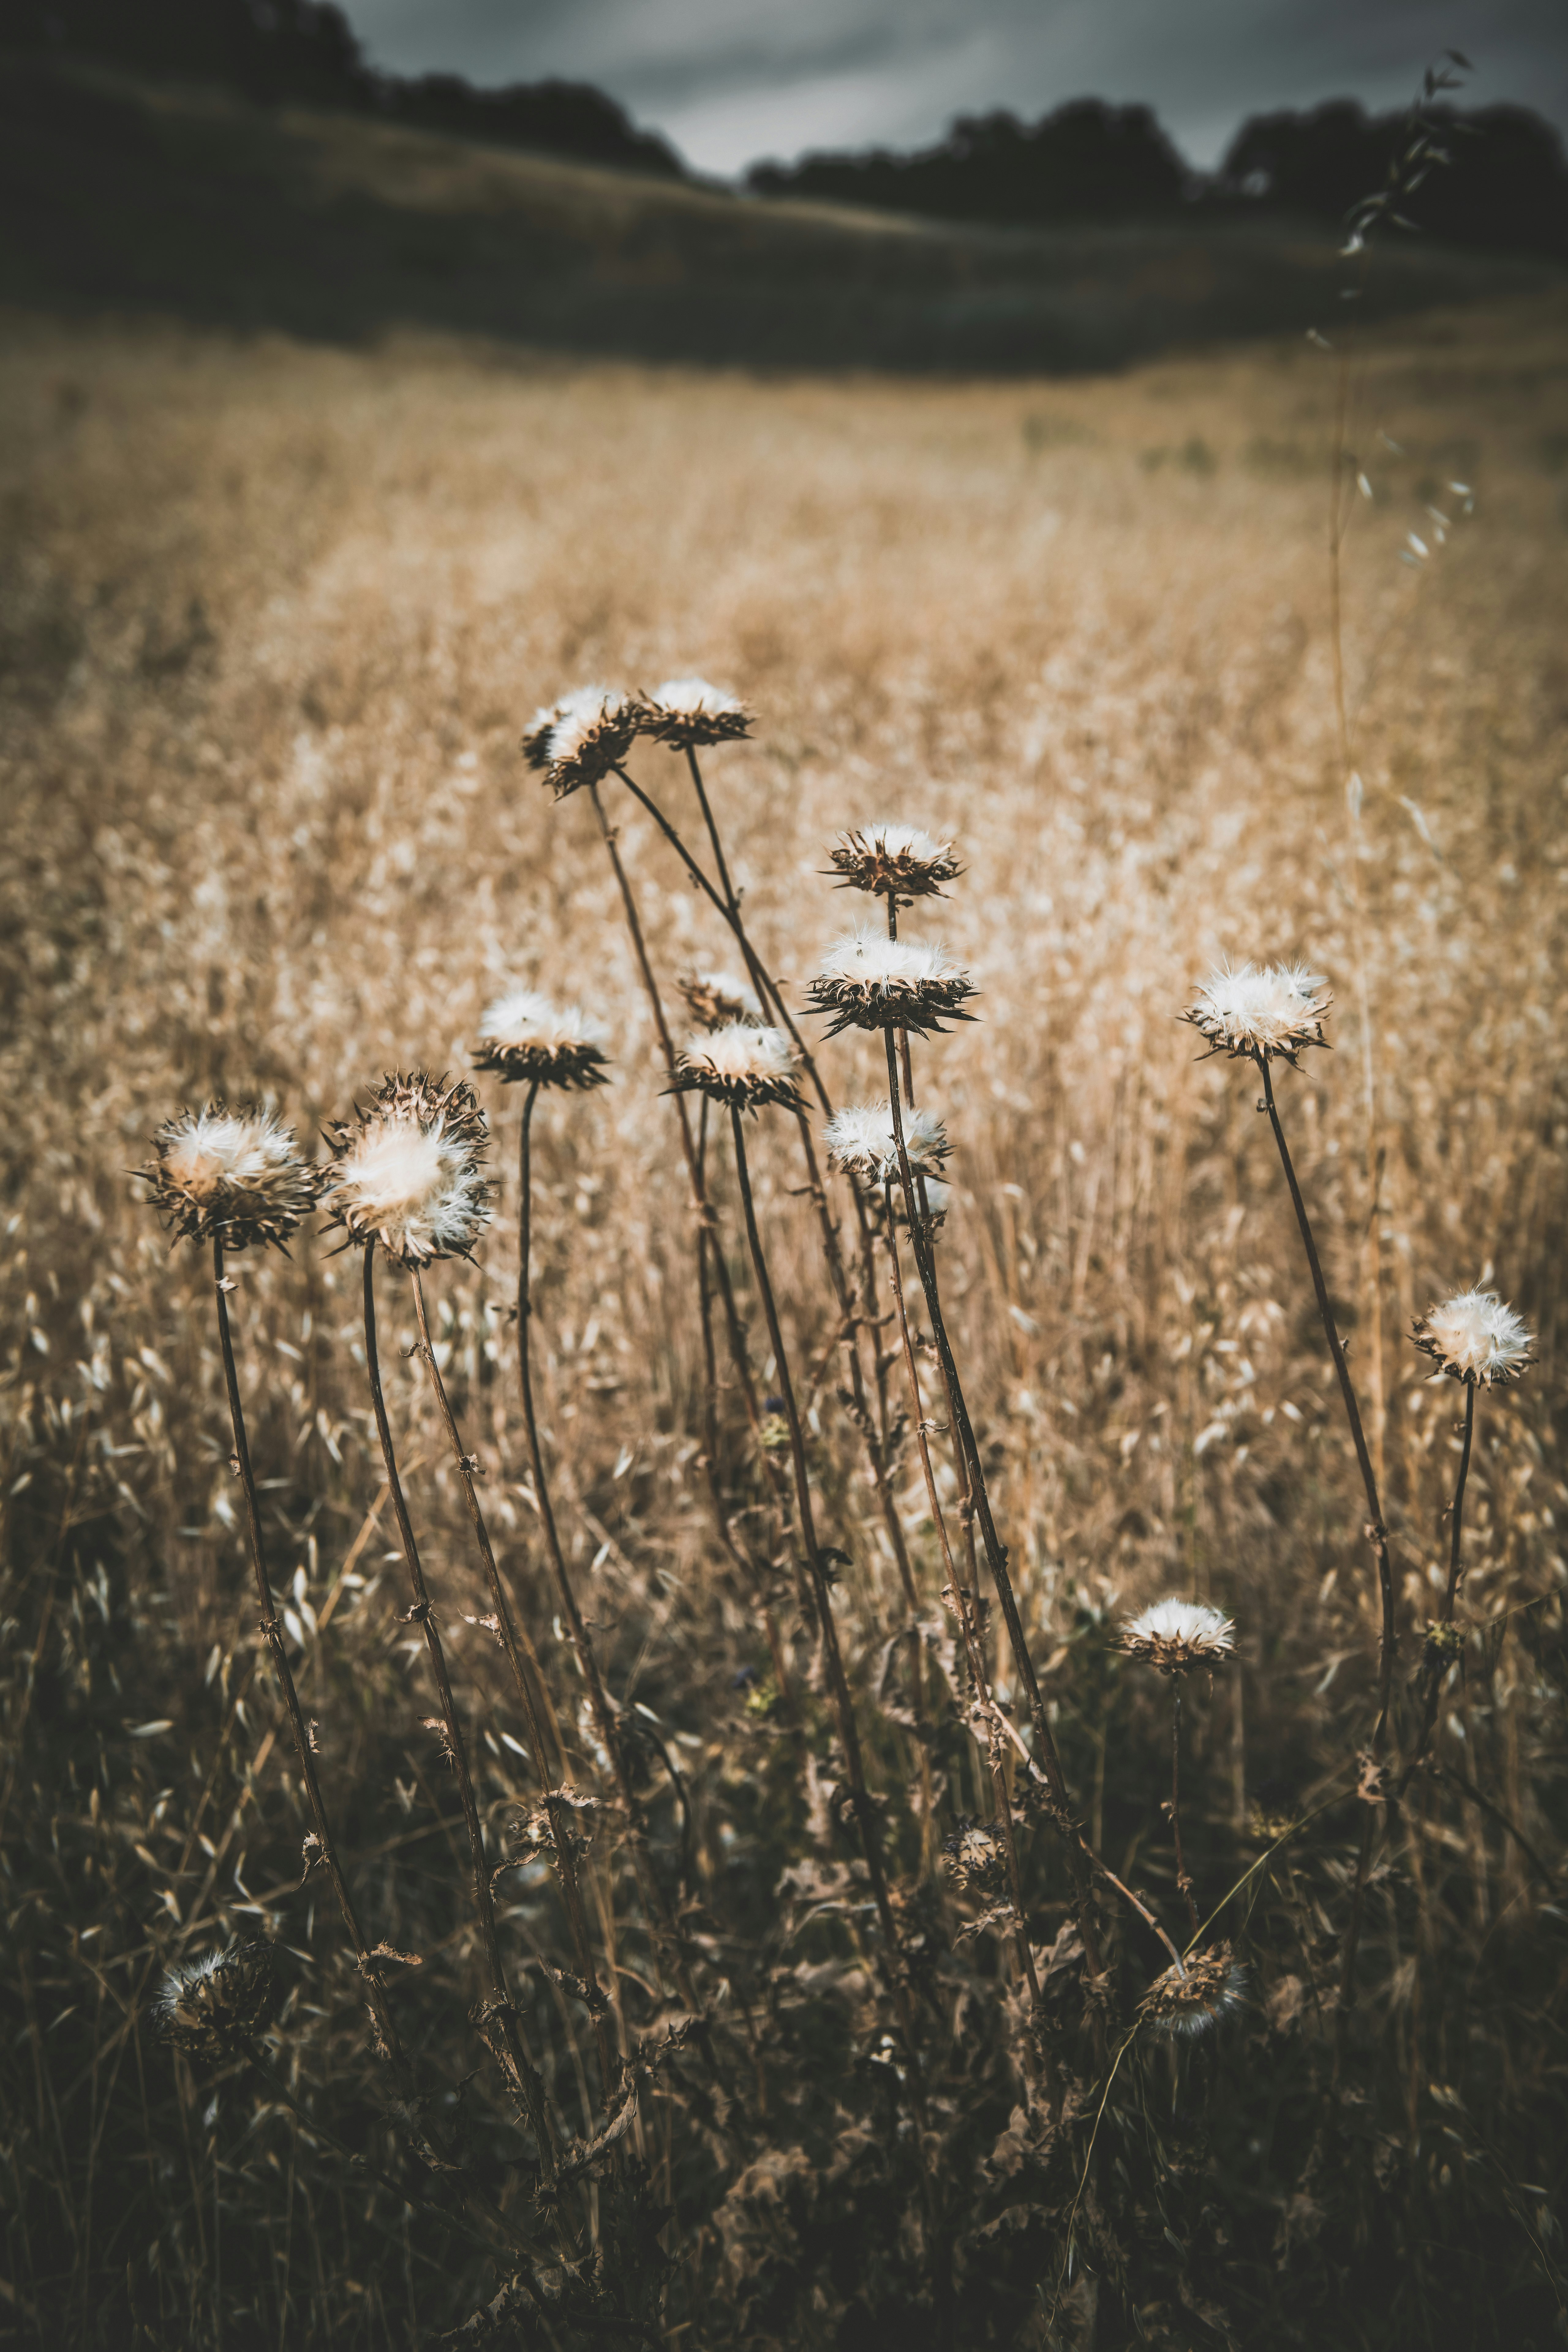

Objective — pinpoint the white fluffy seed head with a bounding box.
[1119,1596,1235,1672]
[824,1102,951,1184]
[143,1104,321,1251]
[474,988,612,1089]
[809,926,977,1037]
[1184,959,1331,1061]
[677,1022,797,1103]
[1412,1288,1534,1386]
[1140,1945,1247,2040]
[636,676,752,749]
[325,1076,491,1265]
[523,684,637,794]
[153,1940,274,2056]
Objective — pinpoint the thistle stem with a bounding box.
[1403,1381,1478,1785]
[360,1243,560,2185]
[727,1107,901,1959]
[411,1250,617,2109]
[1170,1685,1199,1939]
[212,1241,410,2091]
[1257,1054,1395,1744]
[884,1182,1038,2003]
[514,1064,707,2019]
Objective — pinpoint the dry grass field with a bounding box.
[2,288,1568,2348]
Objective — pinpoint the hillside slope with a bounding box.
[3,60,1560,370]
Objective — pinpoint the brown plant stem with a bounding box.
[513,1065,707,2021]
[409,1255,618,2110]
[213,1242,412,2087]
[360,1242,561,2187]
[1257,1056,1395,1742]
[727,1106,903,1960]
[1170,1685,1199,1939]
[1402,1380,1479,1786]
[883,1181,1038,2006]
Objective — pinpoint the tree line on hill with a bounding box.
[4,0,1565,254]
[749,96,1567,258]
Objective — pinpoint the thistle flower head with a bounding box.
[807,926,977,1038]
[153,1939,274,2058]
[636,676,752,751]
[523,683,637,797]
[473,988,611,1090]
[1118,1596,1235,1674]
[324,1073,492,1265]
[824,1101,951,1186]
[1411,1287,1534,1386]
[1139,1944,1246,2040]
[140,1103,322,1253]
[677,967,763,1030]
[828,821,962,900]
[672,1021,802,1111]
[1182,959,1331,1063]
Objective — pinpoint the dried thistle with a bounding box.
[473,988,612,1090]
[1118,1597,1235,1674]
[323,1073,492,1265]
[824,1100,951,1187]
[140,1104,322,1253]
[1182,959,1331,1063]
[943,1818,1010,1901]
[677,967,763,1030]
[1138,1943,1246,2038]
[153,1939,275,2058]
[671,1022,803,1112]
[827,821,961,900]
[1411,1287,1534,1386]
[635,675,752,751]
[807,927,977,1039]
[523,684,637,797]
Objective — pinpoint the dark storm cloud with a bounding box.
[344,0,1568,175]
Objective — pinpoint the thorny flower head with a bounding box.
[1139,1943,1246,2040]
[943,1818,1011,1902]
[808,927,977,1038]
[473,989,612,1091]
[140,1103,323,1253]
[672,1022,803,1112]
[324,1073,492,1265]
[636,676,752,751]
[153,1940,275,2058]
[677,967,763,1030]
[1118,1597,1236,1674]
[824,1101,951,1187]
[523,684,637,797]
[1411,1287,1534,1386]
[828,822,962,901]
[1182,959,1331,1064]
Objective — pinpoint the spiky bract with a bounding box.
[672,1022,803,1111]
[153,1940,274,2058]
[828,822,961,900]
[1182,960,1331,1063]
[523,684,638,797]
[636,677,752,751]
[1118,1596,1236,1674]
[824,1101,951,1186]
[141,1104,322,1253]
[1411,1287,1533,1386]
[473,989,612,1090]
[324,1073,492,1265]
[808,927,977,1038]
[677,968,764,1030]
[1139,1944,1246,2039]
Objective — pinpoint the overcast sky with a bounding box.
[341,0,1568,178]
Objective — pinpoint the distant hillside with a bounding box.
[0,0,686,177]
[1,62,1560,372]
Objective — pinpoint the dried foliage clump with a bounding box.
[2,279,1567,2352]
